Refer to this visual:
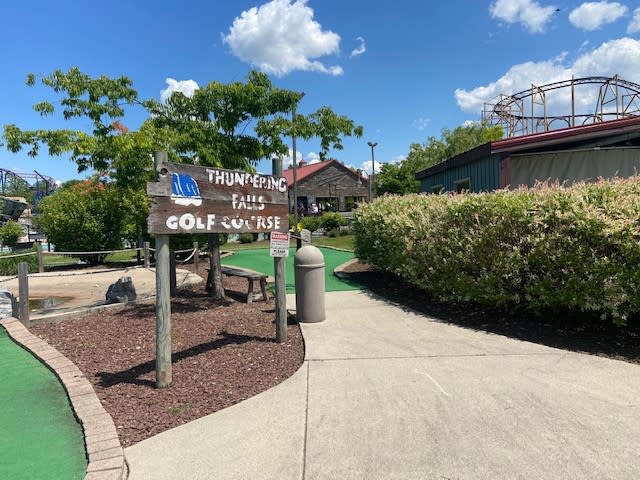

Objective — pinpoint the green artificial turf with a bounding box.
[0,327,86,480]
[221,247,362,293]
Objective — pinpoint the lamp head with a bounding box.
[367,141,377,148]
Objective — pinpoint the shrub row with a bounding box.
[354,178,640,325]
[0,247,38,276]
[290,212,348,235]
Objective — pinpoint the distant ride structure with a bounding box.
[482,75,640,138]
[0,167,56,224]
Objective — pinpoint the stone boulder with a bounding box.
[0,287,18,319]
[105,276,137,304]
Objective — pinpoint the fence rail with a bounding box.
[40,247,143,256]
[7,241,203,326]
[1,242,202,274]
[0,251,37,260]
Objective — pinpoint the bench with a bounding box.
[206,266,270,303]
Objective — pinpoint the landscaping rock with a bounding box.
[0,288,17,319]
[105,276,137,304]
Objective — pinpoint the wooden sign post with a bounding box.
[272,157,287,343]
[147,155,289,387]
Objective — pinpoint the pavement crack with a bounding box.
[306,352,561,362]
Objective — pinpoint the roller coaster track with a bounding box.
[0,167,55,198]
[482,75,640,137]
[0,167,56,222]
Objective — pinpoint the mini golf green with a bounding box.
[222,247,362,293]
[0,327,86,480]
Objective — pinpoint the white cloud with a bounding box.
[628,8,640,34]
[160,78,199,102]
[455,38,640,114]
[281,149,321,168]
[360,160,382,175]
[412,117,431,131]
[572,37,640,78]
[304,152,321,164]
[489,0,558,33]
[350,37,366,58]
[281,148,302,168]
[390,155,406,164]
[455,57,570,112]
[222,0,343,77]
[578,40,591,52]
[569,1,628,31]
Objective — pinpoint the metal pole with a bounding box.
[273,157,287,343]
[367,142,377,201]
[292,106,298,226]
[291,92,304,226]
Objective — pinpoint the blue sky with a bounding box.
[2,0,640,184]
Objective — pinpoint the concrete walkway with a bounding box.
[125,291,640,480]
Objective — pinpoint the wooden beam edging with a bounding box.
[0,317,128,480]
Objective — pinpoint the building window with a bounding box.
[431,184,445,194]
[454,178,471,193]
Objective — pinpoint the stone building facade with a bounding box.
[283,160,369,213]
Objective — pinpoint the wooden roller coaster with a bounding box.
[482,75,640,138]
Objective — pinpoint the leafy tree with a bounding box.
[4,68,144,177]
[377,122,503,196]
[377,162,418,196]
[0,221,24,250]
[144,71,299,170]
[144,70,362,298]
[4,68,363,298]
[411,122,504,169]
[35,180,126,263]
[143,71,363,167]
[119,186,151,248]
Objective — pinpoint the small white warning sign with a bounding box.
[270,231,290,257]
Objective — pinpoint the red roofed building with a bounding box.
[283,159,369,213]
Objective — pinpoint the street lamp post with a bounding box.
[367,141,377,201]
[292,92,305,228]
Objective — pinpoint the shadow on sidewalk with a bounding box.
[343,269,640,365]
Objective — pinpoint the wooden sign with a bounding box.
[147,162,289,234]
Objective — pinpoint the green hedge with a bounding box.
[354,178,640,325]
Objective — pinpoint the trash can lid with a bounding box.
[294,245,325,266]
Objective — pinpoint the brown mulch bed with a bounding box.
[31,265,303,447]
[340,261,640,365]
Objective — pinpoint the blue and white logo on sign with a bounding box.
[171,173,202,206]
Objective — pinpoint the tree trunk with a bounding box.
[208,233,224,300]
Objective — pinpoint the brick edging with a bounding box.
[0,317,127,480]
